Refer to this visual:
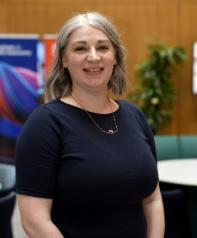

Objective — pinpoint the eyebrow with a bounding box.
[72,40,111,45]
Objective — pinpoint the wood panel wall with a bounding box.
[1,0,197,134]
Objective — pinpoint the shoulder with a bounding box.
[25,99,62,123]
[118,99,151,132]
[118,99,144,118]
[29,99,60,114]
[20,100,64,137]
[118,100,156,157]
[16,100,63,155]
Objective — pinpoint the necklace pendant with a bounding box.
[108,129,114,134]
[71,94,118,135]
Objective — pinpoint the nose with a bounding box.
[87,48,100,61]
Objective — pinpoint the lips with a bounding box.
[83,67,104,73]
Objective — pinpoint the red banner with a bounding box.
[43,34,56,78]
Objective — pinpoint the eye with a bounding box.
[97,45,109,51]
[74,46,87,52]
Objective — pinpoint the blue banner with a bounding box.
[0,34,43,162]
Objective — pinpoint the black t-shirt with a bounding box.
[16,99,158,238]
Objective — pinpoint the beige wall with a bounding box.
[1,0,197,134]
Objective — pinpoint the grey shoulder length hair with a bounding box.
[43,12,127,103]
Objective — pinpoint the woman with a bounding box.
[16,12,165,238]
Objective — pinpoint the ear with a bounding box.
[113,50,117,65]
[62,57,67,68]
[62,54,68,68]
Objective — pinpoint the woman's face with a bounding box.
[62,25,116,93]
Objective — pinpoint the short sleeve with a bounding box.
[130,103,157,161]
[15,105,62,198]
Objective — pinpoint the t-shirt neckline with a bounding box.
[56,98,121,116]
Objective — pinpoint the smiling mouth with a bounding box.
[83,67,104,73]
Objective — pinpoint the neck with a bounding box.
[71,88,111,114]
[70,90,119,135]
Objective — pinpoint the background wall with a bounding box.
[0,0,197,134]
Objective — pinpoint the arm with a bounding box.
[142,183,165,238]
[17,194,64,238]
[15,106,63,237]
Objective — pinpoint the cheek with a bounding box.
[66,60,82,73]
[107,57,116,68]
[63,51,82,67]
[109,52,117,65]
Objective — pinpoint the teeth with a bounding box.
[91,69,99,72]
[85,68,102,72]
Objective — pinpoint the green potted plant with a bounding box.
[129,43,187,133]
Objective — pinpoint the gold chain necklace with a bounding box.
[71,94,118,135]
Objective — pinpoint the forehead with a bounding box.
[68,25,111,44]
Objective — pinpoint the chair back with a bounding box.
[0,191,16,238]
[161,188,192,238]
[179,136,197,158]
[0,163,15,197]
[154,136,179,160]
